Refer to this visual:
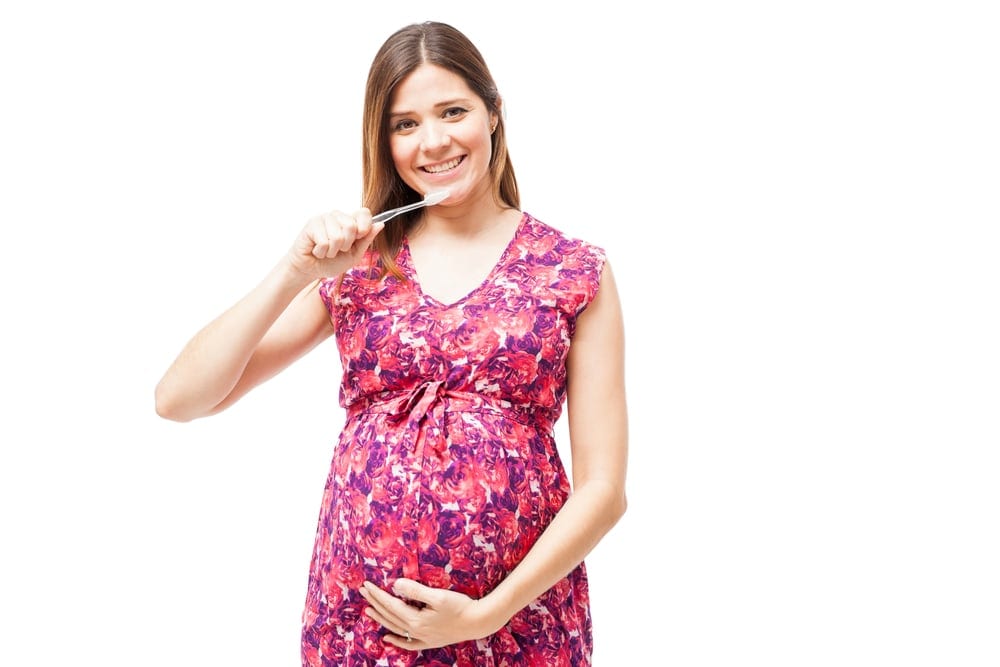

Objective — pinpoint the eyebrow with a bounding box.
[388,98,475,119]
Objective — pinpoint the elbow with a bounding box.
[590,481,627,528]
[581,480,628,528]
[154,382,195,423]
[613,490,628,524]
[155,377,230,422]
[154,396,187,423]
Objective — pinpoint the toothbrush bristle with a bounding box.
[424,189,450,205]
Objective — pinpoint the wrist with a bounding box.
[273,254,321,291]
[474,590,517,638]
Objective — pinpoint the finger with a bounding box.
[361,582,417,627]
[315,214,339,258]
[353,207,373,236]
[383,632,421,651]
[331,212,358,255]
[307,219,331,259]
[362,604,408,637]
[391,578,436,606]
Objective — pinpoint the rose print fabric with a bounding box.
[302,213,606,666]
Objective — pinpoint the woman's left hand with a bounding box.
[359,578,502,650]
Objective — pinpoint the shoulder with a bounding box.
[517,213,607,316]
[519,212,607,270]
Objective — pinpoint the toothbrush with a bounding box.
[372,189,451,224]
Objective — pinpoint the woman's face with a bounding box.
[387,63,497,205]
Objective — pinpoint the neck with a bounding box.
[416,190,516,240]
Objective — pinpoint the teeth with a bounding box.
[424,157,461,173]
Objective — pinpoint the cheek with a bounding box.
[390,134,424,173]
[478,133,494,166]
[457,127,493,161]
[389,139,408,171]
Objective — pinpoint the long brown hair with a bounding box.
[361,21,519,279]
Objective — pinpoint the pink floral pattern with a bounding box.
[303,213,606,666]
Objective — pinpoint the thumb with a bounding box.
[354,221,384,254]
[392,577,433,603]
[367,220,385,243]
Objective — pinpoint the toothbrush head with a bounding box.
[423,189,450,206]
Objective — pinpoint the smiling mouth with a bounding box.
[421,156,464,174]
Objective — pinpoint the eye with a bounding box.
[443,106,469,119]
[392,118,417,132]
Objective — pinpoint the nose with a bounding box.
[419,120,451,152]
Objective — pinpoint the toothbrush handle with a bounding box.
[372,200,425,225]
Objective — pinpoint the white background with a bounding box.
[1,1,998,665]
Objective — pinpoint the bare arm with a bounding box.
[477,259,629,622]
[154,265,331,421]
[154,209,383,422]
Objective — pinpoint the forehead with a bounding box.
[390,63,477,111]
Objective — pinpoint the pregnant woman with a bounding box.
[155,20,629,666]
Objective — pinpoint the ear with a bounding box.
[491,97,503,133]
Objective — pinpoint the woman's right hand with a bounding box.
[285,208,384,281]
[155,207,383,422]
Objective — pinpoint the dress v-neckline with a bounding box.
[402,212,527,308]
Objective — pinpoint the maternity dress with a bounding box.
[301,213,607,666]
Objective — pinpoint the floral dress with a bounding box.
[301,213,607,666]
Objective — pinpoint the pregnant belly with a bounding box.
[320,410,570,600]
